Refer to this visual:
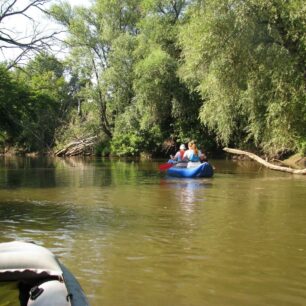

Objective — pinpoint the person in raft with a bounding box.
[183,141,205,167]
[169,144,186,163]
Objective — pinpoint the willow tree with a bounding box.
[51,0,213,156]
[133,0,209,151]
[179,0,306,156]
[50,0,141,143]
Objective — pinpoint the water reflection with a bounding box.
[0,156,56,189]
[0,156,160,190]
[160,178,212,213]
[0,158,306,306]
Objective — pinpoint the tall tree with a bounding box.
[179,0,306,155]
[0,53,70,152]
[51,0,141,140]
[52,0,215,156]
[130,0,209,153]
[0,65,23,140]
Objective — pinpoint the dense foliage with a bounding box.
[179,0,306,155]
[0,54,71,152]
[0,0,305,157]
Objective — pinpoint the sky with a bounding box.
[0,0,91,63]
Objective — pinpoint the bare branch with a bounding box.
[6,48,31,69]
[0,0,17,23]
[0,0,63,68]
[0,0,49,22]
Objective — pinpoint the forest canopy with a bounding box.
[0,0,305,157]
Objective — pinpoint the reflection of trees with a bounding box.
[0,156,160,191]
[57,156,93,169]
[56,156,113,187]
[0,156,56,189]
[0,156,55,169]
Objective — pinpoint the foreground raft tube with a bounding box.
[167,162,214,178]
[0,241,89,306]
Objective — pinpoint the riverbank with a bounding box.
[282,154,306,169]
[1,145,305,170]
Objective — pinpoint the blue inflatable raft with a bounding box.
[167,162,214,178]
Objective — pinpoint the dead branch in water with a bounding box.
[55,136,97,157]
[223,147,306,175]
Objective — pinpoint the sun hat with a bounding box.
[179,144,186,150]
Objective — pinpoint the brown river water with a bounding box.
[0,157,306,306]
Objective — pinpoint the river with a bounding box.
[0,157,306,306]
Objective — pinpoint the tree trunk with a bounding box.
[223,147,306,175]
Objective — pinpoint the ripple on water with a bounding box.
[1,159,306,306]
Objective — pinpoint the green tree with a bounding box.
[0,53,71,152]
[51,0,214,156]
[0,65,23,142]
[179,0,306,155]
[17,53,71,151]
[131,0,208,154]
[51,0,141,141]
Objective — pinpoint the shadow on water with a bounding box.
[0,156,57,189]
[0,156,161,190]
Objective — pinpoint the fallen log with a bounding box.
[223,147,306,175]
[55,136,97,157]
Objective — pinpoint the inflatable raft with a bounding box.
[0,241,89,306]
[167,162,214,178]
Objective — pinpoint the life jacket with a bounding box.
[189,151,200,162]
[178,150,185,161]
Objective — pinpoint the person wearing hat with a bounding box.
[170,144,186,162]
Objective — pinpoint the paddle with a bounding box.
[159,163,175,171]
